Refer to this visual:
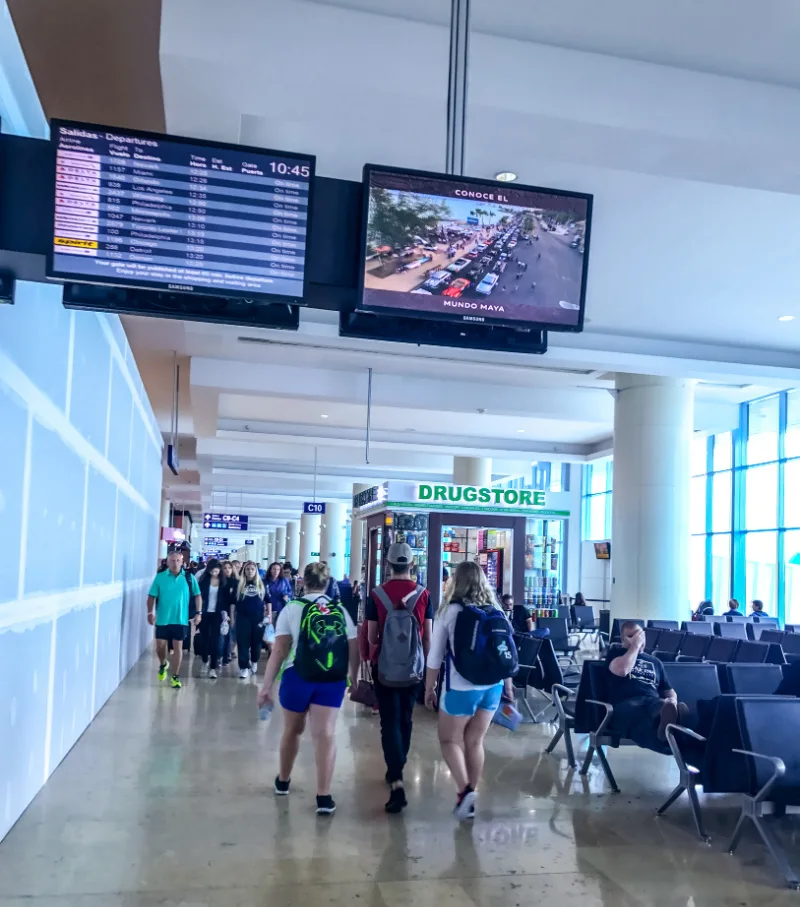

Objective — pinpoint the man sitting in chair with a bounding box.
[605,621,691,753]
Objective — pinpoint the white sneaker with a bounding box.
[208,669,218,680]
[239,668,250,680]
[453,789,477,821]
[200,663,209,676]
[250,662,258,676]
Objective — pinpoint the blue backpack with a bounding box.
[450,602,519,686]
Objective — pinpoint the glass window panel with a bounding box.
[691,435,709,476]
[787,391,800,460]
[711,471,732,533]
[712,432,732,472]
[690,476,707,534]
[550,463,565,493]
[786,530,800,624]
[710,534,731,612]
[786,459,800,529]
[747,395,780,465]
[745,531,778,614]
[689,535,706,605]
[587,495,607,540]
[589,460,610,494]
[745,463,778,530]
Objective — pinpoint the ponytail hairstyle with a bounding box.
[438,559,498,616]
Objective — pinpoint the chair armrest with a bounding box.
[551,682,574,720]
[586,698,614,736]
[666,724,706,744]
[732,748,786,803]
[664,723,706,772]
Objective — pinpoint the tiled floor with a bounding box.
[1,655,798,906]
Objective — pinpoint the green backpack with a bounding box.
[293,595,349,683]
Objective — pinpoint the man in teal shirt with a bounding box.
[147,549,202,688]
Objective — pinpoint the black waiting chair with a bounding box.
[716,621,748,640]
[644,628,662,653]
[512,635,544,722]
[761,630,786,646]
[786,625,800,634]
[677,633,712,662]
[732,640,769,664]
[730,698,800,889]
[705,637,738,663]
[609,617,644,644]
[659,693,785,843]
[754,616,781,627]
[537,617,581,665]
[783,634,800,656]
[571,605,599,645]
[648,619,679,630]
[653,630,686,661]
[725,664,784,695]
[682,621,714,635]
[727,612,746,621]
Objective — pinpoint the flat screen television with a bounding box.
[358,164,592,331]
[594,541,611,560]
[47,119,315,305]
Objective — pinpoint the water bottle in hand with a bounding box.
[259,702,273,722]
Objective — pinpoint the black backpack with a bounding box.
[293,595,350,683]
[450,602,518,686]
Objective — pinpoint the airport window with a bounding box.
[581,459,612,541]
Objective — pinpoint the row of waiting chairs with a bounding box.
[644,627,792,665]
[547,659,800,889]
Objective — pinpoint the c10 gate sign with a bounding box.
[418,484,546,507]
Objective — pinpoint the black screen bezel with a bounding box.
[46,118,316,305]
[357,163,592,332]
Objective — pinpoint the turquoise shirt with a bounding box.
[148,569,201,626]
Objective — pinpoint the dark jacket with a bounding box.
[198,574,231,617]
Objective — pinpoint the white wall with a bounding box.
[579,540,611,605]
[0,282,162,842]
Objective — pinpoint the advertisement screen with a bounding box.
[48,120,314,302]
[359,166,592,330]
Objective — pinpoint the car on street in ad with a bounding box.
[442,278,470,298]
[422,270,452,290]
[476,273,499,295]
[447,257,471,273]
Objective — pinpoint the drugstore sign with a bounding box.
[419,484,546,507]
[352,481,569,518]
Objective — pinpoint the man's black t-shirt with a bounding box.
[604,645,671,704]
[511,605,532,633]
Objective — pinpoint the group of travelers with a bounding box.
[692,597,771,620]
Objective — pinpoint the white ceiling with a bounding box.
[143,0,800,538]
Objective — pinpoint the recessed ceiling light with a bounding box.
[495,171,517,182]
[517,429,525,433]
[320,414,329,418]
[778,315,795,322]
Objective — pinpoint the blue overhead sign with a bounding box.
[303,502,326,514]
[203,513,248,531]
[245,539,255,546]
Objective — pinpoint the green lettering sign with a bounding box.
[447,486,463,501]
[533,491,546,506]
[504,489,519,505]
[520,489,533,506]
[419,484,433,501]
[434,486,447,502]
[463,486,478,502]
[478,488,491,503]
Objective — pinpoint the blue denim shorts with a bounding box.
[279,665,346,713]
[440,682,504,717]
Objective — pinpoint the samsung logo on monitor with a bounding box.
[168,284,195,292]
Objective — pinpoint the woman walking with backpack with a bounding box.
[424,560,517,820]
[232,561,270,680]
[258,562,360,815]
[366,542,432,813]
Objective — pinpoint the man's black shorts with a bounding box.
[155,624,188,643]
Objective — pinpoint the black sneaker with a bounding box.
[316,795,336,815]
[385,787,407,814]
[274,776,290,796]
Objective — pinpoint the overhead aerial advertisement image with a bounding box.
[361,168,590,328]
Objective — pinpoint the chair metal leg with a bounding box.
[580,744,595,775]
[753,815,800,890]
[564,726,576,768]
[656,783,685,816]
[595,744,620,792]
[727,812,749,856]
[687,780,711,844]
[545,727,563,754]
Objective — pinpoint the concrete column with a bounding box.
[159,497,171,559]
[453,456,492,485]
[349,483,369,581]
[611,374,694,622]
[275,526,287,563]
[285,520,300,568]
[267,530,277,565]
[299,512,321,571]
[320,502,348,581]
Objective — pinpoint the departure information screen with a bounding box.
[48,120,315,301]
